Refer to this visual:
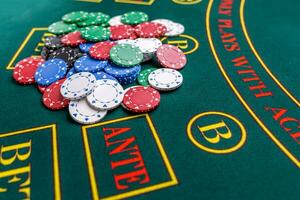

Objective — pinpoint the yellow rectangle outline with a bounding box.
[82,114,178,200]
[5,27,48,70]
[0,124,61,200]
[114,0,155,5]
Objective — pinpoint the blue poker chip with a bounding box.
[66,67,76,78]
[35,58,67,86]
[74,55,107,73]
[79,42,95,53]
[104,62,141,78]
[93,71,118,81]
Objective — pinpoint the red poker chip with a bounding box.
[122,86,160,113]
[38,84,47,93]
[135,22,167,38]
[129,32,138,40]
[156,44,187,70]
[89,41,116,60]
[13,56,45,85]
[61,31,86,46]
[110,25,135,40]
[42,78,70,110]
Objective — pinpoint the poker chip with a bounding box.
[116,39,136,46]
[13,56,45,84]
[44,36,63,49]
[61,31,86,46]
[60,72,96,100]
[79,42,95,53]
[148,68,183,91]
[108,15,123,26]
[121,11,148,25]
[122,86,160,113]
[43,79,70,110]
[152,19,174,33]
[49,47,82,67]
[34,58,67,86]
[89,41,116,60]
[135,22,167,38]
[137,68,156,86]
[93,71,117,81]
[38,84,47,93]
[134,38,162,62]
[164,22,185,37]
[66,67,76,78]
[87,79,124,110]
[48,21,77,35]
[69,98,107,124]
[104,62,141,78]
[110,25,135,40]
[77,12,110,27]
[74,55,107,72]
[80,26,111,42]
[62,11,89,23]
[110,44,143,67]
[156,44,187,70]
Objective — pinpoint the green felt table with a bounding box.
[0,0,299,199]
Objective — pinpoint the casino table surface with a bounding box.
[0,0,299,199]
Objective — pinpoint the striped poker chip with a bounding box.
[89,41,116,60]
[60,72,96,100]
[74,55,107,72]
[110,25,135,40]
[69,98,107,125]
[110,44,143,67]
[61,31,86,46]
[135,22,167,38]
[122,86,160,113]
[148,68,183,91]
[13,56,45,85]
[156,44,187,70]
[87,79,124,110]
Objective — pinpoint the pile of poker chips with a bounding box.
[12,11,187,124]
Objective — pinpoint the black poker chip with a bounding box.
[41,46,55,60]
[44,36,63,49]
[48,47,83,68]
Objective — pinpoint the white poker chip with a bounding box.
[116,39,137,46]
[60,72,96,100]
[69,98,107,124]
[108,15,123,26]
[134,38,162,54]
[87,79,124,110]
[165,22,185,37]
[148,68,183,91]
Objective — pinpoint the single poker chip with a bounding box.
[93,71,117,81]
[156,44,187,70]
[89,41,116,60]
[122,86,160,113]
[87,79,124,110]
[62,11,89,23]
[41,46,51,60]
[137,68,156,86]
[108,15,123,26]
[69,98,107,124]
[135,22,167,38]
[152,19,174,33]
[79,42,95,53]
[110,25,135,40]
[121,11,148,25]
[135,38,162,54]
[61,31,86,46]
[104,62,141,78]
[38,84,47,93]
[48,21,77,35]
[34,58,67,86]
[77,12,110,27]
[74,55,107,72]
[43,78,70,110]
[66,67,76,78]
[60,72,96,100]
[13,56,45,84]
[116,39,136,46]
[165,22,185,37]
[44,36,63,49]
[110,44,143,67]
[80,26,111,42]
[148,68,183,91]
[49,47,82,67]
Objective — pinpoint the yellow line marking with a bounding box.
[76,0,102,3]
[240,0,299,107]
[206,0,300,168]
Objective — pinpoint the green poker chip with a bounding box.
[48,21,77,35]
[62,11,89,23]
[121,11,148,25]
[80,26,111,42]
[137,68,157,86]
[110,44,143,67]
[77,12,110,27]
